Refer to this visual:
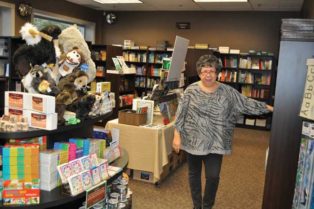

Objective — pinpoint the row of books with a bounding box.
[148,52,170,64]
[218,70,271,85]
[91,50,106,61]
[241,86,270,99]
[123,51,147,63]
[292,121,314,209]
[223,57,238,68]
[238,72,271,85]
[239,58,272,70]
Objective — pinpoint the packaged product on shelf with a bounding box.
[68,173,84,196]
[26,93,56,114]
[26,111,57,130]
[39,150,60,191]
[4,91,28,110]
[2,144,40,205]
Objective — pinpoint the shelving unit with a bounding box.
[218,53,276,130]
[106,73,136,118]
[0,36,24,115]
[90,44,123,82]
[0,112,128,209]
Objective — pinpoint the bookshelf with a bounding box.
[218,53,276,130]
[106,73,136,118]
[0,36,24,115]
[90,44,123,80]
[122,47,173,96]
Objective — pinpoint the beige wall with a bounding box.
[103,11,299,56]
[302,0,314,18]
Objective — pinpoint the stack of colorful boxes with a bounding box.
[40,150,60,191]
[2,144,40,205]
[69,138,90,156]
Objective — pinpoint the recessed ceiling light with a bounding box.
[93,0,142,3]
[193,0,247,2]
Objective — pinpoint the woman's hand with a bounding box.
[266,105,273,112]
[173,129,181,153]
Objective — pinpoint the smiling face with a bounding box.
[199,66,218,88]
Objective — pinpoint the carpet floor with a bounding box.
[128,127,271,209]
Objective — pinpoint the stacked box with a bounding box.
[68,143,77,161]
[40,150,60,191]
[8,136,47,151]
[2,145,40,205]
[54,143,70,162]
[2,145,39,181]
[69,138,90,156]
[69,138,84,158]
[89,140,99,157]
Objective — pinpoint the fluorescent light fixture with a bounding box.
[194,0,247,2]
[93,0,143,3]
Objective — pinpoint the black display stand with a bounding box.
[0,112,129,209]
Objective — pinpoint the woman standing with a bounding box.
[173,54,273,209]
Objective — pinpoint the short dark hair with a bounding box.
[196,54,222,75]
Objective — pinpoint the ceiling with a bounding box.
[66,0,304,11]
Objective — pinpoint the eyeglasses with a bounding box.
[200,70,216,76]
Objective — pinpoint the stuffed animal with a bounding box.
[55,91,74,125]
[58,25,96,83]
[58,47,84,77]
[67,94,96,121]
[21,65,59,96]
[13,23,61,77]
[89,93,103,117]
[57,70,89,101]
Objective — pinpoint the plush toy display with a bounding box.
[13,22,104,125]
[58,25,96,83]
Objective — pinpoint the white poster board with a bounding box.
[167,36,190,82]
[300,58,314,120]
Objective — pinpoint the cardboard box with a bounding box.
[118,110,147,126]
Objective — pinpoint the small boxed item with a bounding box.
[27,94,56,114]
[5,91,28,110]
[118,109,147,126]
[27,111,58,130]
[133,170,154,183]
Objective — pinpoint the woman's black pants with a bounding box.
[186,152,223,209]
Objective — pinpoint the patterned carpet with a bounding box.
[128,128,270,209]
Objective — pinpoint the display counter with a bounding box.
[106,116,175,183]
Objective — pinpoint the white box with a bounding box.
[5,91,28,110]
[218,46,230,54]
[27,111,58,130]
[4,107,29,118]
[27,93,56,114]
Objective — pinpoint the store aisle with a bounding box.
[128,128,270,209]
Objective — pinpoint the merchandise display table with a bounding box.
[0,148,128,209]
[0,112,129,209]
[105,116,175,183]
